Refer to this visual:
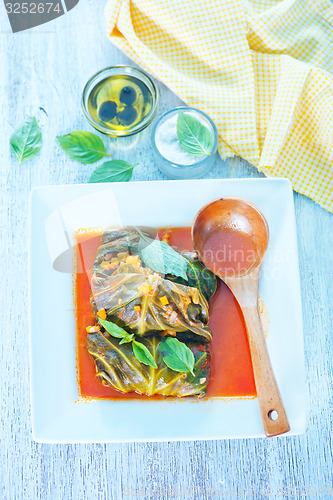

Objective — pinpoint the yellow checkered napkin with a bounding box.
[105,0,333,212]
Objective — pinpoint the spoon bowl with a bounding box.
[192,197,269,278]
[192,197,290,437]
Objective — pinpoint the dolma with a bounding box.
[87,330,210,397]
[86,228,216,398]
[90,228,216,343]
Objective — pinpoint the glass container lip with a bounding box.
[151,106,218,169]
[82,65,159,137]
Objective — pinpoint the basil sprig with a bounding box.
[10,117,42,165]
[9,122,137,184]
[89,160,135,183]
[138,230,188,280]
[98,318,195,375]
[57,130,136,182]
[57,130,112,164]
[97,318,157,368]
[161,337,195,376]
[177,111,213,156]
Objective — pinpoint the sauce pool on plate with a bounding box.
[75,227,256,399]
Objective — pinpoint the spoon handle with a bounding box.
[224,275,290,437]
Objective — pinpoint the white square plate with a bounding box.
[29,179,305,442]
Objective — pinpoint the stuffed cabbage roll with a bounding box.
[90,228,215,343]
[87,330,210,397]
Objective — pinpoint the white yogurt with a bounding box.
[154,112,207,165]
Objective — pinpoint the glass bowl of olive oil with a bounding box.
[82,66,159,137]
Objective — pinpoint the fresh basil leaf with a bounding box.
[98,317,131,340]
[161,337,195,375]
[97,318,157,367]
[138,231,188,280]
[10,117,42,165]
[119,333,135,345]
[89,160,134,183]
[177,111,213,156]
[132,340,158,368]
[57,131,111,163]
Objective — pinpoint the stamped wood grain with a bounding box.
[0,1,332,499]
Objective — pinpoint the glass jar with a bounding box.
[82,66,159,137]
[152,106,218,179]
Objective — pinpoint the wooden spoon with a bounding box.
[192,197,290,437]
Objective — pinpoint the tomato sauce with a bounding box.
[201,229,257,277]
[75,227,256,399]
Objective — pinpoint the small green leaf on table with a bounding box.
[57,130,111,163]
[10,117,42,165]
[89,160,135,183]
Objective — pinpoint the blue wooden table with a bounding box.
[0,1,332,498]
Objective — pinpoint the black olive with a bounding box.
[117,106,138,126]
[119,86,137,105]
[97,100,117,122]
[137,82,150,102]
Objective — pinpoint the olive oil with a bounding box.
[87,75,153,134]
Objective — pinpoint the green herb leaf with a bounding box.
[161,337,195,375]
[97,318,156,367]
[89,160,134,183]
[119,334,135,345]
[57,131,111,163]
[98,317,132,341]
[10,117,42,165]
[138,230,188,280]
[132,340,158,368]
[177,111,213,156]
[87,334,209,396]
